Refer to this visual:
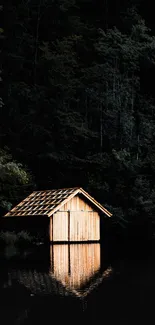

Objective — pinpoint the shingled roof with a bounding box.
[4,187,112,218]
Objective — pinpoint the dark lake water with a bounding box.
[0,243,154,324]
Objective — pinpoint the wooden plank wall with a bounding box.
[50,195,100,242]
[59,195,94,212]
[49,244,100,290]
[70,211,100,241]
[52,212,68,241]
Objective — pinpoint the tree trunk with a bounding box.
[137,134,139,161]
[34,0,41,85]
[100,104,103,152]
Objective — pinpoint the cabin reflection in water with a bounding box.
[3,244,112,299]
[49,244,103,295]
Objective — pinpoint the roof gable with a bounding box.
[4,187,112,218]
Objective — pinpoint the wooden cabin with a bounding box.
[3,187,112,242]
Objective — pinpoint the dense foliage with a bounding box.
[1,1,155,244]
[0,148,33,215]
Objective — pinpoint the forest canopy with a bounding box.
[1,1,155,243]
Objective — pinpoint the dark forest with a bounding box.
[1,0,155,252]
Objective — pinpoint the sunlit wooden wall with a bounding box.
[49,195,100,242]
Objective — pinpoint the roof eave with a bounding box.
[79,188,112,217]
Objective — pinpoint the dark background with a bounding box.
[1,0,155,250]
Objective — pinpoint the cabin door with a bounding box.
[51,210,100,242]
[69,211,100,241]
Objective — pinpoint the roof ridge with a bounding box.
[32,187,81,193]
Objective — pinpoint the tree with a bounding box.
[0,5,4,108]
[1,0,155,244]
[0,148,33,215]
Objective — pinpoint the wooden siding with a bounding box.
[50,244,100,290]
[49,195,100,242]
[59,195,94,212]
[52,212,68,241]
[69,211,100,241]
[50,212,100,242]
[49,216,53,241]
